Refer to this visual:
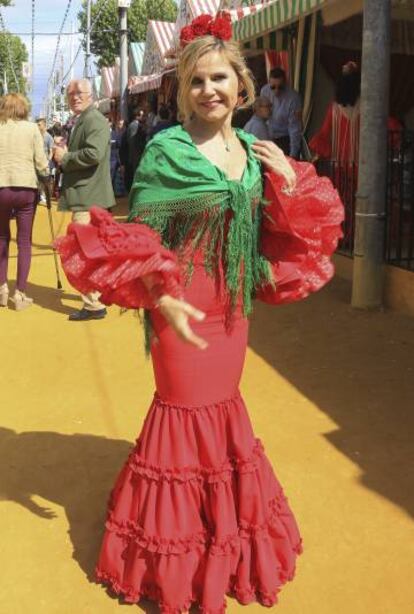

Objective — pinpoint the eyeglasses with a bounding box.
[67,91,89,98]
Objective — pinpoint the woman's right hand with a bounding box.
[156,295,208,350]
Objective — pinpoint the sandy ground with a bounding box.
[1,201,414,614]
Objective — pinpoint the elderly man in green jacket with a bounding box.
[54,78,115,321]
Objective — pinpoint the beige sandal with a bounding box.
[0,283,9,307]
[12,289,34,311]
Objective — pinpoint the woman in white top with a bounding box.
[0,93,48,310]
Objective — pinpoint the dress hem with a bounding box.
[95,562,303,613]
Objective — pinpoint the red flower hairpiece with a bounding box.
[179,12,232,48]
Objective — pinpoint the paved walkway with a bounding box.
[1,202,414,614]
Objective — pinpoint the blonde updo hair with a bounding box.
[177,36,256,122]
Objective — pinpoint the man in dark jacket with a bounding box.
[53,78,115,321]
[123,108,147,192]
[148,105,173,139]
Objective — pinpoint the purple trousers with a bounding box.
[0,187,37,291]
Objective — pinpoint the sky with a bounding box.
[1,0,88,117]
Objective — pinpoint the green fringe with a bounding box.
[129,179,274,354]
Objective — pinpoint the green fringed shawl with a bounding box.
[128,124,273,320]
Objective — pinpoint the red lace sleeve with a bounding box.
[257,160,344,305]
[54,207,182,309]
[309,103,333,160]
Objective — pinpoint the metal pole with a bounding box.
[60,53,65,123]
[46,80,51,122]
[69,21,75,81]
[119,3,128,122]
[351,0,391,309]
[85,0,92,78]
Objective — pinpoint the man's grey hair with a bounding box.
[66,79,93,96]
[254,96,272,111]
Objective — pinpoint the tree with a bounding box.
[0,32,28,95]
[0,1,13,6]
[78,0,178,68]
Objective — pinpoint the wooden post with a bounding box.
[351,0,391,309]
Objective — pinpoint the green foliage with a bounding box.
[0,1,13,6]
[78,0,178,68]
[0,32,28,95]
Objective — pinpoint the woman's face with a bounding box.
[188,50,240,123]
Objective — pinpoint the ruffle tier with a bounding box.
[54,207,182,309]
[95,393,303,613]
[257,162,344,305]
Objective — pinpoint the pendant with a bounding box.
[225,142,231,152]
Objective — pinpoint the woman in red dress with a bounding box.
[56,13,343,613]
[309,61,362,166]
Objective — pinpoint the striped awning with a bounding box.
[188,0,220,16]
[229,4,268,21]
[151,20,176,61]
[142,20,175,75]
[101,61,120,97]
[233,0,331,42]
[129,73,162,94]
[129,70,175,94]
[93,75,102,100]
[129,42,145,76]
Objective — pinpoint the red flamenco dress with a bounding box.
[55,126,344,613]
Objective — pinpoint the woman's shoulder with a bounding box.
[235,128,257,146]
[21,120,39,132]
[149,124,188,148]
[143,125,191,161]
[1,119,31,127]
[3,119,38,135]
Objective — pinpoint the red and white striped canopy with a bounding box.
[186,0,267,21]
[150,20,176,61]
[129,69,176,95]
[129,72,163,94]
[188,0,220,17]
[101,62,120,98]
[141,20,175,76]
[229,3,268,22]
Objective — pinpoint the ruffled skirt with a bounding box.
[95,266,303,613]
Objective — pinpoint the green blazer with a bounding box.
[58,105,115,212]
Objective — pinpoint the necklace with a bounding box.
[223,131,234,152]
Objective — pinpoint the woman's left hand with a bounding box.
[252,140,296,192]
